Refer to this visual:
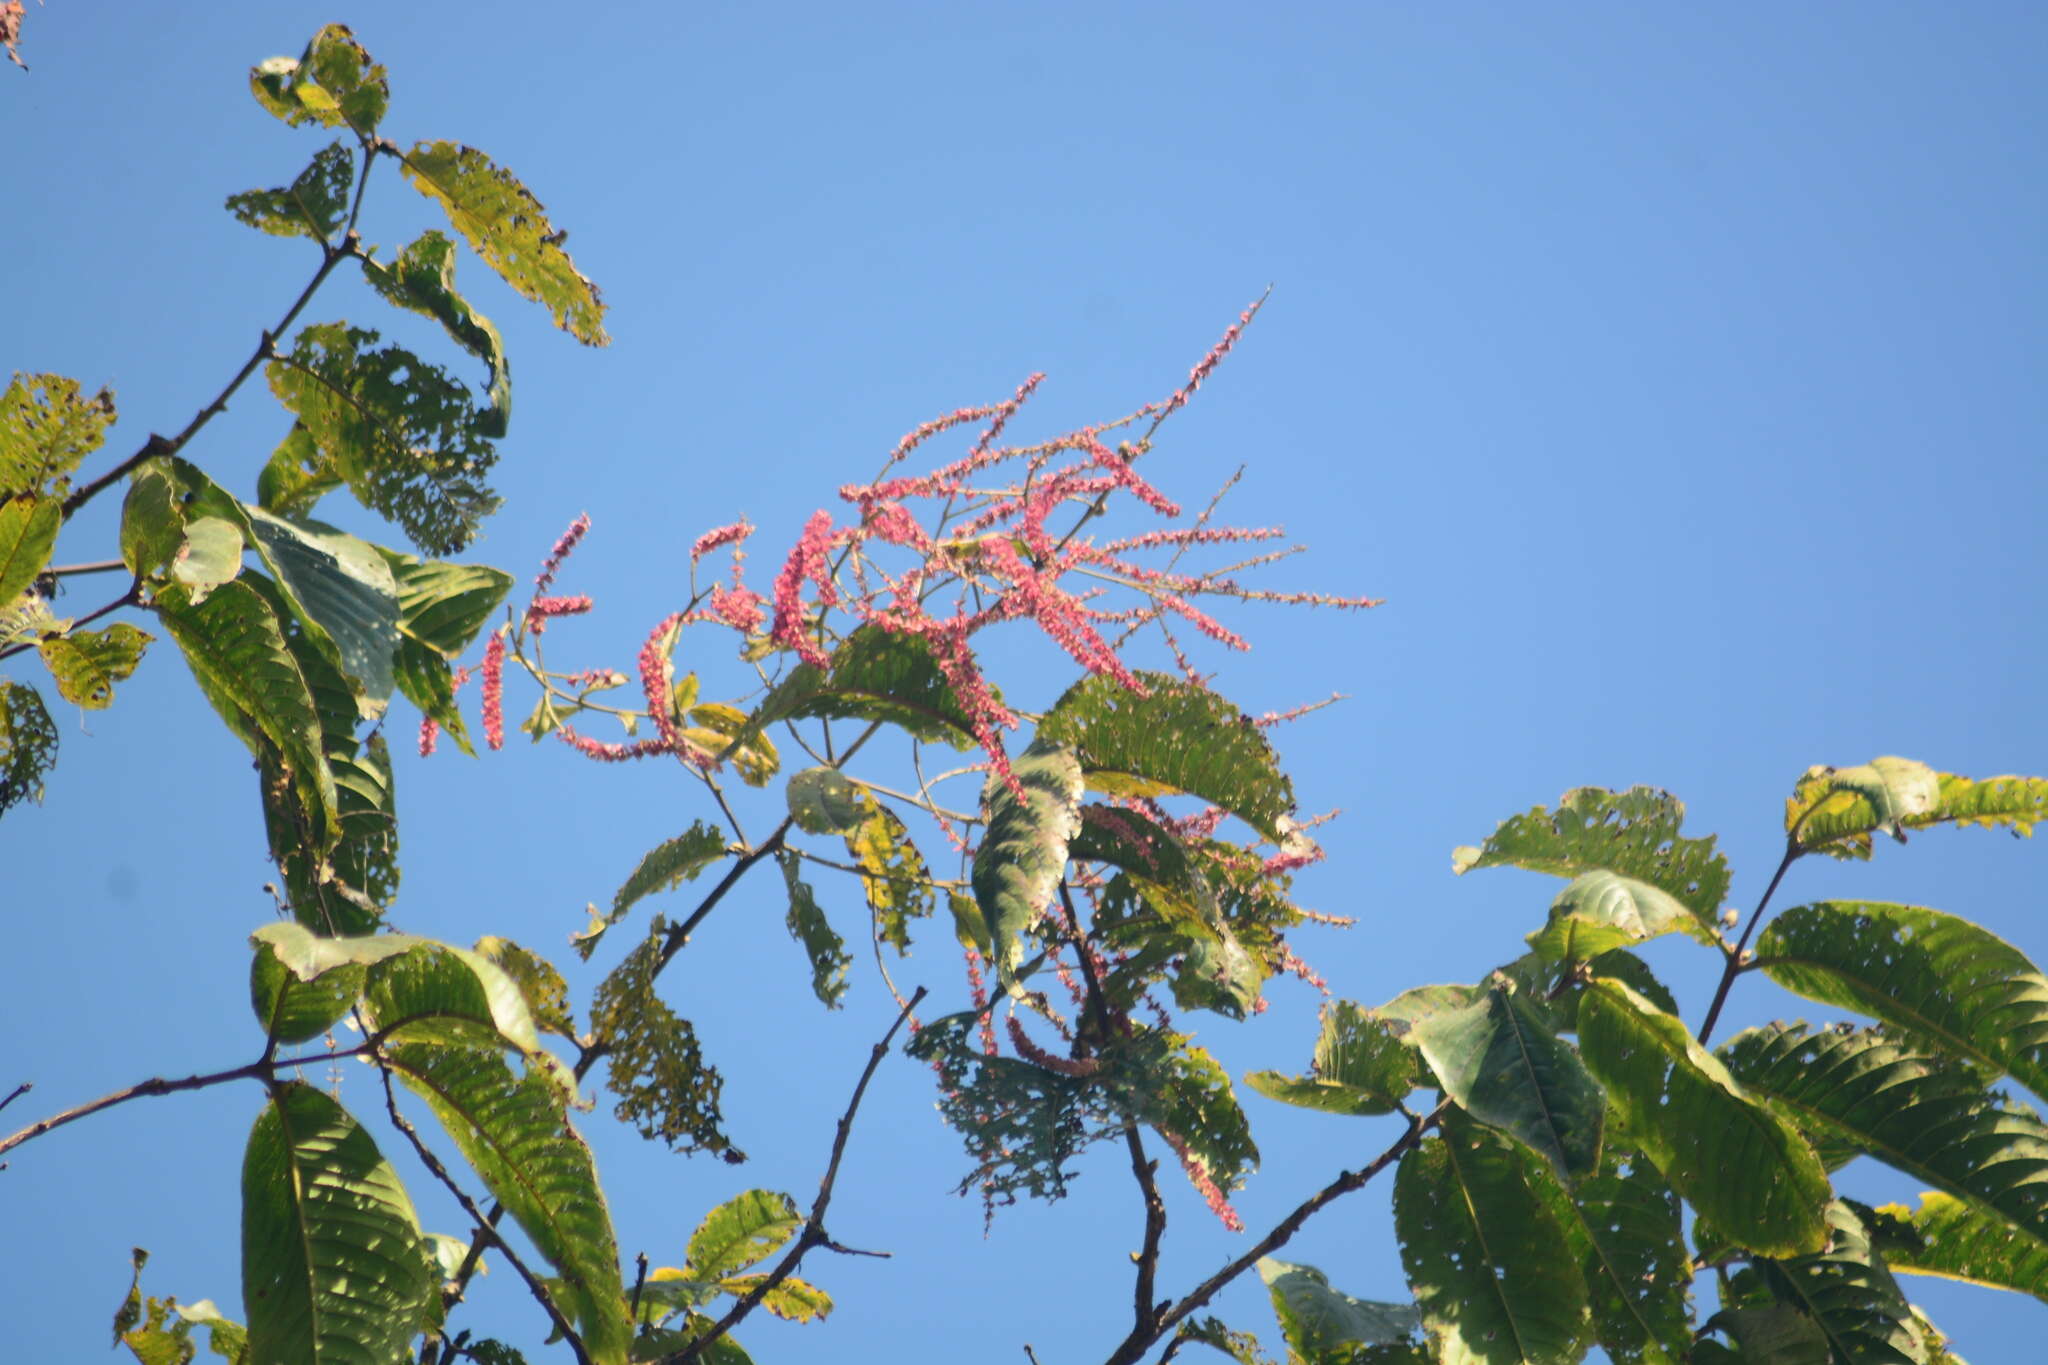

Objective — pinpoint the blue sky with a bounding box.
[5,3,2045,1361]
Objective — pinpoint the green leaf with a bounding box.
[247,923,380,1046]
[717,1274,831,1323]
[0,680,57,815]
[382,1043,629,1362]
[1412,979,1606,1179]
[1105,1027,1260,1198]
[1577,978,1830,1257]
[475,936,577,1041]
[1070,802,1219,926]
[363,939,554,1069]
[1754,901,2048,1104]
[1038,672,1296,841]
[240,1081,435,1365]
[778,850,850,1008]
[170,516,247,601]
[745,623,982,750]
[0,371,114,498]
[245,509,401,715]
[225,141,353,242]
[267,323,500,556]
[1880,1191,2048,1301]
[0,494,58,603]
[399,140,608,345]
[1785,756,1941,857]
[842,792,936,954]
[590,917,737,1160]
[362,229,513,436]
[1257,1258,1420,1355]
[685,1189,802,1279]
[1705,1303,1831,1364]
[37,621,151,710]
[1245,999,1420,1117]
[1928,771,2048,838]
[678,701,779,787]
[121,461,187,576]
[1754,1200,1929,1365]
[593,821,728,958]
[1521,1145,1692,1365]
[1723,1022,2048,1266]
[247,25,388,133]
[172,1301,247,1363]
[1394,1112,1591,1364]
[1174,1318,1275,1365]
[1452,786,1731,938]
[1529,869,1716,964]
[257,423,344,520]
[785,766,865,835]
[973,737,1084,986]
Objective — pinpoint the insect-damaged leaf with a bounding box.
[1755,900,2048,1107]
[247,24,388,134]
[745,623,981,750]
[400,140,608,345]
[1039,672,1296,841]
[240,1083,435,1365]
[0,680,57,817]
[589,821,728,959]
[38,622,151,710]
[225,140,353,242]
[1880,1191,2048,1302]
[685,1189,802,1280]
[362,229,513,436]
[778,850,850,1008]
[1245,998,1421,1118]
[591,916,738,1161]
[1788,756,2048,860]
[1752,1201,1930,1364]
[973,738,1083,987]
[267,322,500,556]
[0,371,115,499]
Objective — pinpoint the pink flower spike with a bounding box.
[523,594,594,635]
[535,513,591,591]
[637,613,686,750]
[690,519,754,564]
[418,715,439,757]
[480,631,507,751]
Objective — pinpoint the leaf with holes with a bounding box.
[1103,1026,1259,1198]
[38,622,150,710]
[686,1189,802,1280]
[591,822,728,959]
[0,372,114,498]
[591,917,737,1161]
[1246,999,1421,1117]
[1412,980,1605,1179]
[1578,978,1829,1256]
[718,1274,832,1324]
[267,323,500,555]
[363,228,513,435]
[1755,901,2048,1105]
[1172,1318,1274,1365]
[1756,1201,1928,1364]
[1785,756,1943,857]
[247,24,387,133]
[1395,1112,1591,1364]
[240,1082,435,1365]
[778,851,850,1008]
[1520,1143,1692,1364]
[1257,1258,1420,1357]
[1880,1192,2048,1302]
[1723,1022,2048,1274]
[746,623,981,750]
[1453,786,1730,938]
[225,141,353,242]
[678,701,778,787]
[400,140,607,344]
[1038,672,1295,840]
[974,738,1084,986]
[843,793,935,954]
[0,680,56,816]
[476,936,577,1041]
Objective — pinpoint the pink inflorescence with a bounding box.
[534,513,591,592]
[523,594,594,635]
[690,519,754,565]
[1157,1128,1244,1233]
[481,631,507,751]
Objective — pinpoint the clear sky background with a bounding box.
[5,4,2045,1362]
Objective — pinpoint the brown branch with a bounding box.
[0,1082,27,1116]
[1101,1100,1449,1365]
[0,577,141,661]
[664,986,927,1364]
[1697,839,1800,1045]
[371,1053,594,1365]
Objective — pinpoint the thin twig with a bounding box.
[371,1055,594,1365]
[0,1083,28,1116]
[0,577,141,661]
[1101,1100,1449,1365]
[40,559,128,578]
[629,1252,650,1325]
[665,986,927,1364]
[1697,839,1800,1045]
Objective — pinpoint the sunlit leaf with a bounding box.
[362,228,513,435]
[0,494,58,604]
[383,1042,630,1363]
[247,924,376,1046]
[1880,1191,2048,1302]
[267,322,499,555]
[247,24,388,133]
[169,516,247,602]
[1755,901,2048,1104]
[172,1300,247,1363]
[843,792,935,954]
[0,371,114,498]
[1520,1142,1692,1364]
[592,821,728,959]
[240,1082,435,1365]
[1394,1112,1591,1364]
[718,1274,831,1324]
[591,916,737,1160]
[686,1189,801,1279]
[1173,1317,1274,1365]
[37,621,150,710]
[246,508,401,715]
[1751,1200,1929,1364]
[678,701,778,787]
[476,936,577,1041]
[1786,756,1941,858]
[1578,978,1830,1257]
[400,140,608,344]
[785,766,865,835]
[778,850,850,1008]
[1453,786,1731,938]
[0,680,57,815]
[1724,1022,2048,1269]
[363,939,557,1079]
[1257,1258,1419,1357]
[745,623,980,750]
[1245,999,1420,1117]
[1413,979,1606,1179]
[973,737,1084,986]
[1529,869,1715,965]
[1038,672,1296,841]
[225,141,353,242]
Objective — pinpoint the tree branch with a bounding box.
[1697,839,1800,1045]
[0,576,141,661]
[664,986,926,1364]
